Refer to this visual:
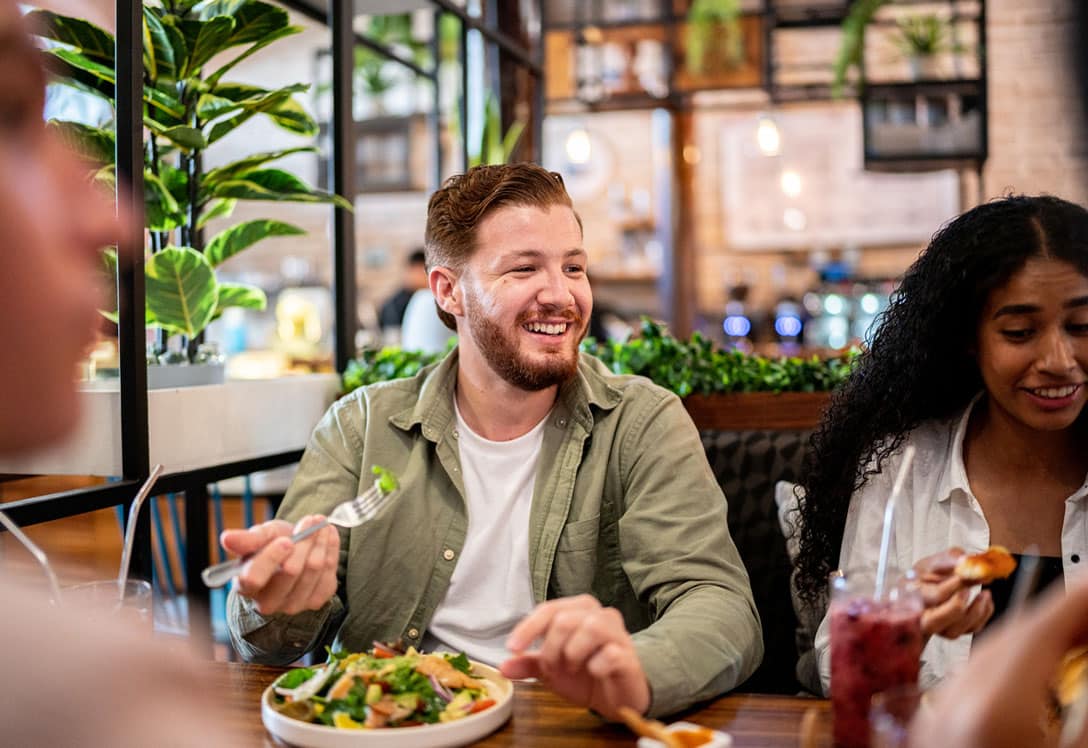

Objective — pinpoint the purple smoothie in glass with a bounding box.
[830,573,923,748]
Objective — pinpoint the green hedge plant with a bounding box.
[342,319,857,398]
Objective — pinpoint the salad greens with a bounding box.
[372,465,398,495]
[271,647,495,729]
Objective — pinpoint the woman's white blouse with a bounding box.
[813,396,1088,695]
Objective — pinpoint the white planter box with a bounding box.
[0,374,341,477]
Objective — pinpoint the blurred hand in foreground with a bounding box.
[911,573,1088,748]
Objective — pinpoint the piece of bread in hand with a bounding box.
[1056,647,1088,707]
[954,545,1017,584]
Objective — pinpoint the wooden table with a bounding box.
[215,662,830,747]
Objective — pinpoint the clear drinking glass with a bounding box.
[830,568,923,748]
[870,684,922,748]
[62,579,152,626]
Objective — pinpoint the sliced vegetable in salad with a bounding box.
[270,645,496,729]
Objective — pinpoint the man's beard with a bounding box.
[465,299,585,392]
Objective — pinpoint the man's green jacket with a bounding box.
[228,350,762,716]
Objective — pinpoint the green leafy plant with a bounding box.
[894,14,952,57]
[36,1,351,345]
[468,92,525,167]
[354,13,429,98]
[341,319,857,398]
[581,318,858,397]
[685,0,743,75]
[830,0,888,96]
[341,345,450,394]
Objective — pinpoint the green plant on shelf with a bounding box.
[830,0,888,96]
[341,319,858,398]
[468,92,525,167]
[36,1,351,347]
[894,14,951,57]
[833,4,969,94]
[685,0,744,76]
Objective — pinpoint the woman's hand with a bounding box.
[914,548,995,639]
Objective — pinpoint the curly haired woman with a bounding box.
[794,195,1088,694]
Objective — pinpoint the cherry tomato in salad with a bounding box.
[469,698,496,714]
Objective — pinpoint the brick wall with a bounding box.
[984,0,1088,204]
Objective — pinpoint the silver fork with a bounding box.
[201,482,397,589]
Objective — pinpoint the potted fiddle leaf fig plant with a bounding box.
[33,1,351,385]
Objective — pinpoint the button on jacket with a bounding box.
[228,350,762,716]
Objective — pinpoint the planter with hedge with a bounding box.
[342,319,856,431]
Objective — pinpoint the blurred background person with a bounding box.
[400,283,456,353]
[378,248,428,340]
[0,4,230,745]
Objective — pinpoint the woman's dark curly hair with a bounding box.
[794,195,1088,606]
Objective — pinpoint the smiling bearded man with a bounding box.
[225,163,763,722]
[454,196,589,392]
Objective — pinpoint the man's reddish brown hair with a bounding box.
[424,163,581,329]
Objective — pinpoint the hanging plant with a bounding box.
[830,0,889,96]
[685,0,743,75]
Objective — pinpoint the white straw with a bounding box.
[874,445,916,600]
[117,463,164,600]
[0,510,63,605]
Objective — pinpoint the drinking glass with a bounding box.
[830,568,923,748]
[870,684,922,748]
[62,578,152,626]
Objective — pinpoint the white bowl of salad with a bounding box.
[261,646,513,747]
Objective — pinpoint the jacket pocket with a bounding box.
[556,514,602,552]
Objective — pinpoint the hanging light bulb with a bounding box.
[756,115,780,157]
[780,169,802,197]
[565,127,592,165]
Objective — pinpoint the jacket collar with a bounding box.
[935,393,983,504]
[389,348,623,442]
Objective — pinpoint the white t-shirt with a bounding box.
[813,395,1088,694]
[422,399,545,665]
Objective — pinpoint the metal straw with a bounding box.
[0,509,63,605]
[874,445,916,600]
[116,463,164,600]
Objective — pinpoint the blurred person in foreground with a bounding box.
[794,196,1088,694]
[911,572,1088,748]
[0,5,228,746]
[222,163,762,720]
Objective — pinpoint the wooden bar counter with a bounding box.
[216,662,829,747]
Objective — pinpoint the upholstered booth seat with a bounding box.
[700,429,811,694]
